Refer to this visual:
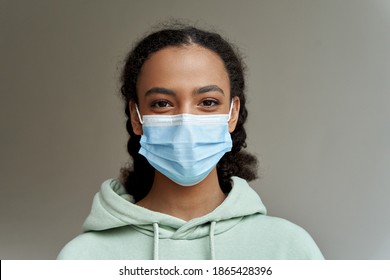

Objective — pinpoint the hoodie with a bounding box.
[57,176,324,259]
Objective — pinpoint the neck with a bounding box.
[136,169,226,221]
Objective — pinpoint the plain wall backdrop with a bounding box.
[1,0,389,259]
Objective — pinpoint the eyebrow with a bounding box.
[145,87,176,96]
[144,84,225,97]
[195,85,225,95]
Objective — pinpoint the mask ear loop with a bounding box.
[134,103,144,125]
[227,98,235,121]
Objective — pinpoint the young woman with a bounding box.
[58,24,323,260]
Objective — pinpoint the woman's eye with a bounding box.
[200,99,219,107]
[151,100,171,108]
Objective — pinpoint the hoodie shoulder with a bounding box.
[221,178,323,259]
[267,216,324,259]
[57,233,98,260]
[57,226,152,260]
[235,214,324,259]
[57,230,121,260]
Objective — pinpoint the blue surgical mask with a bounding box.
[135,102,234,186]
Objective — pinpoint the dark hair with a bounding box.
[120,23,258,201]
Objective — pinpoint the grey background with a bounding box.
[1,0,389,259]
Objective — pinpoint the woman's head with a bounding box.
[120,23,258,201]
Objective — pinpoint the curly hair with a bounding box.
[120,23,258,202]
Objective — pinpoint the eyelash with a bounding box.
[151,100,172,108]
[199,99,220,107]
[150,98,220,109]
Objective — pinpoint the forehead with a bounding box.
[137,45,229,87]
[145,44,225,67]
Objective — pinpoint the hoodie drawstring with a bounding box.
[209,221,216,260]
[153,223,159,260]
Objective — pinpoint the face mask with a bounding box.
[135,102,234,186]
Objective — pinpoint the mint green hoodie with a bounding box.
[57,176,323,259]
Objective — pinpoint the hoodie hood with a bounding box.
[59,176,324,260]
[83,176,266,241]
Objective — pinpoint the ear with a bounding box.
[228,96,240,133]
[129,100,143,135]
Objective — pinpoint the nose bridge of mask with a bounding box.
[135,99,235,125]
